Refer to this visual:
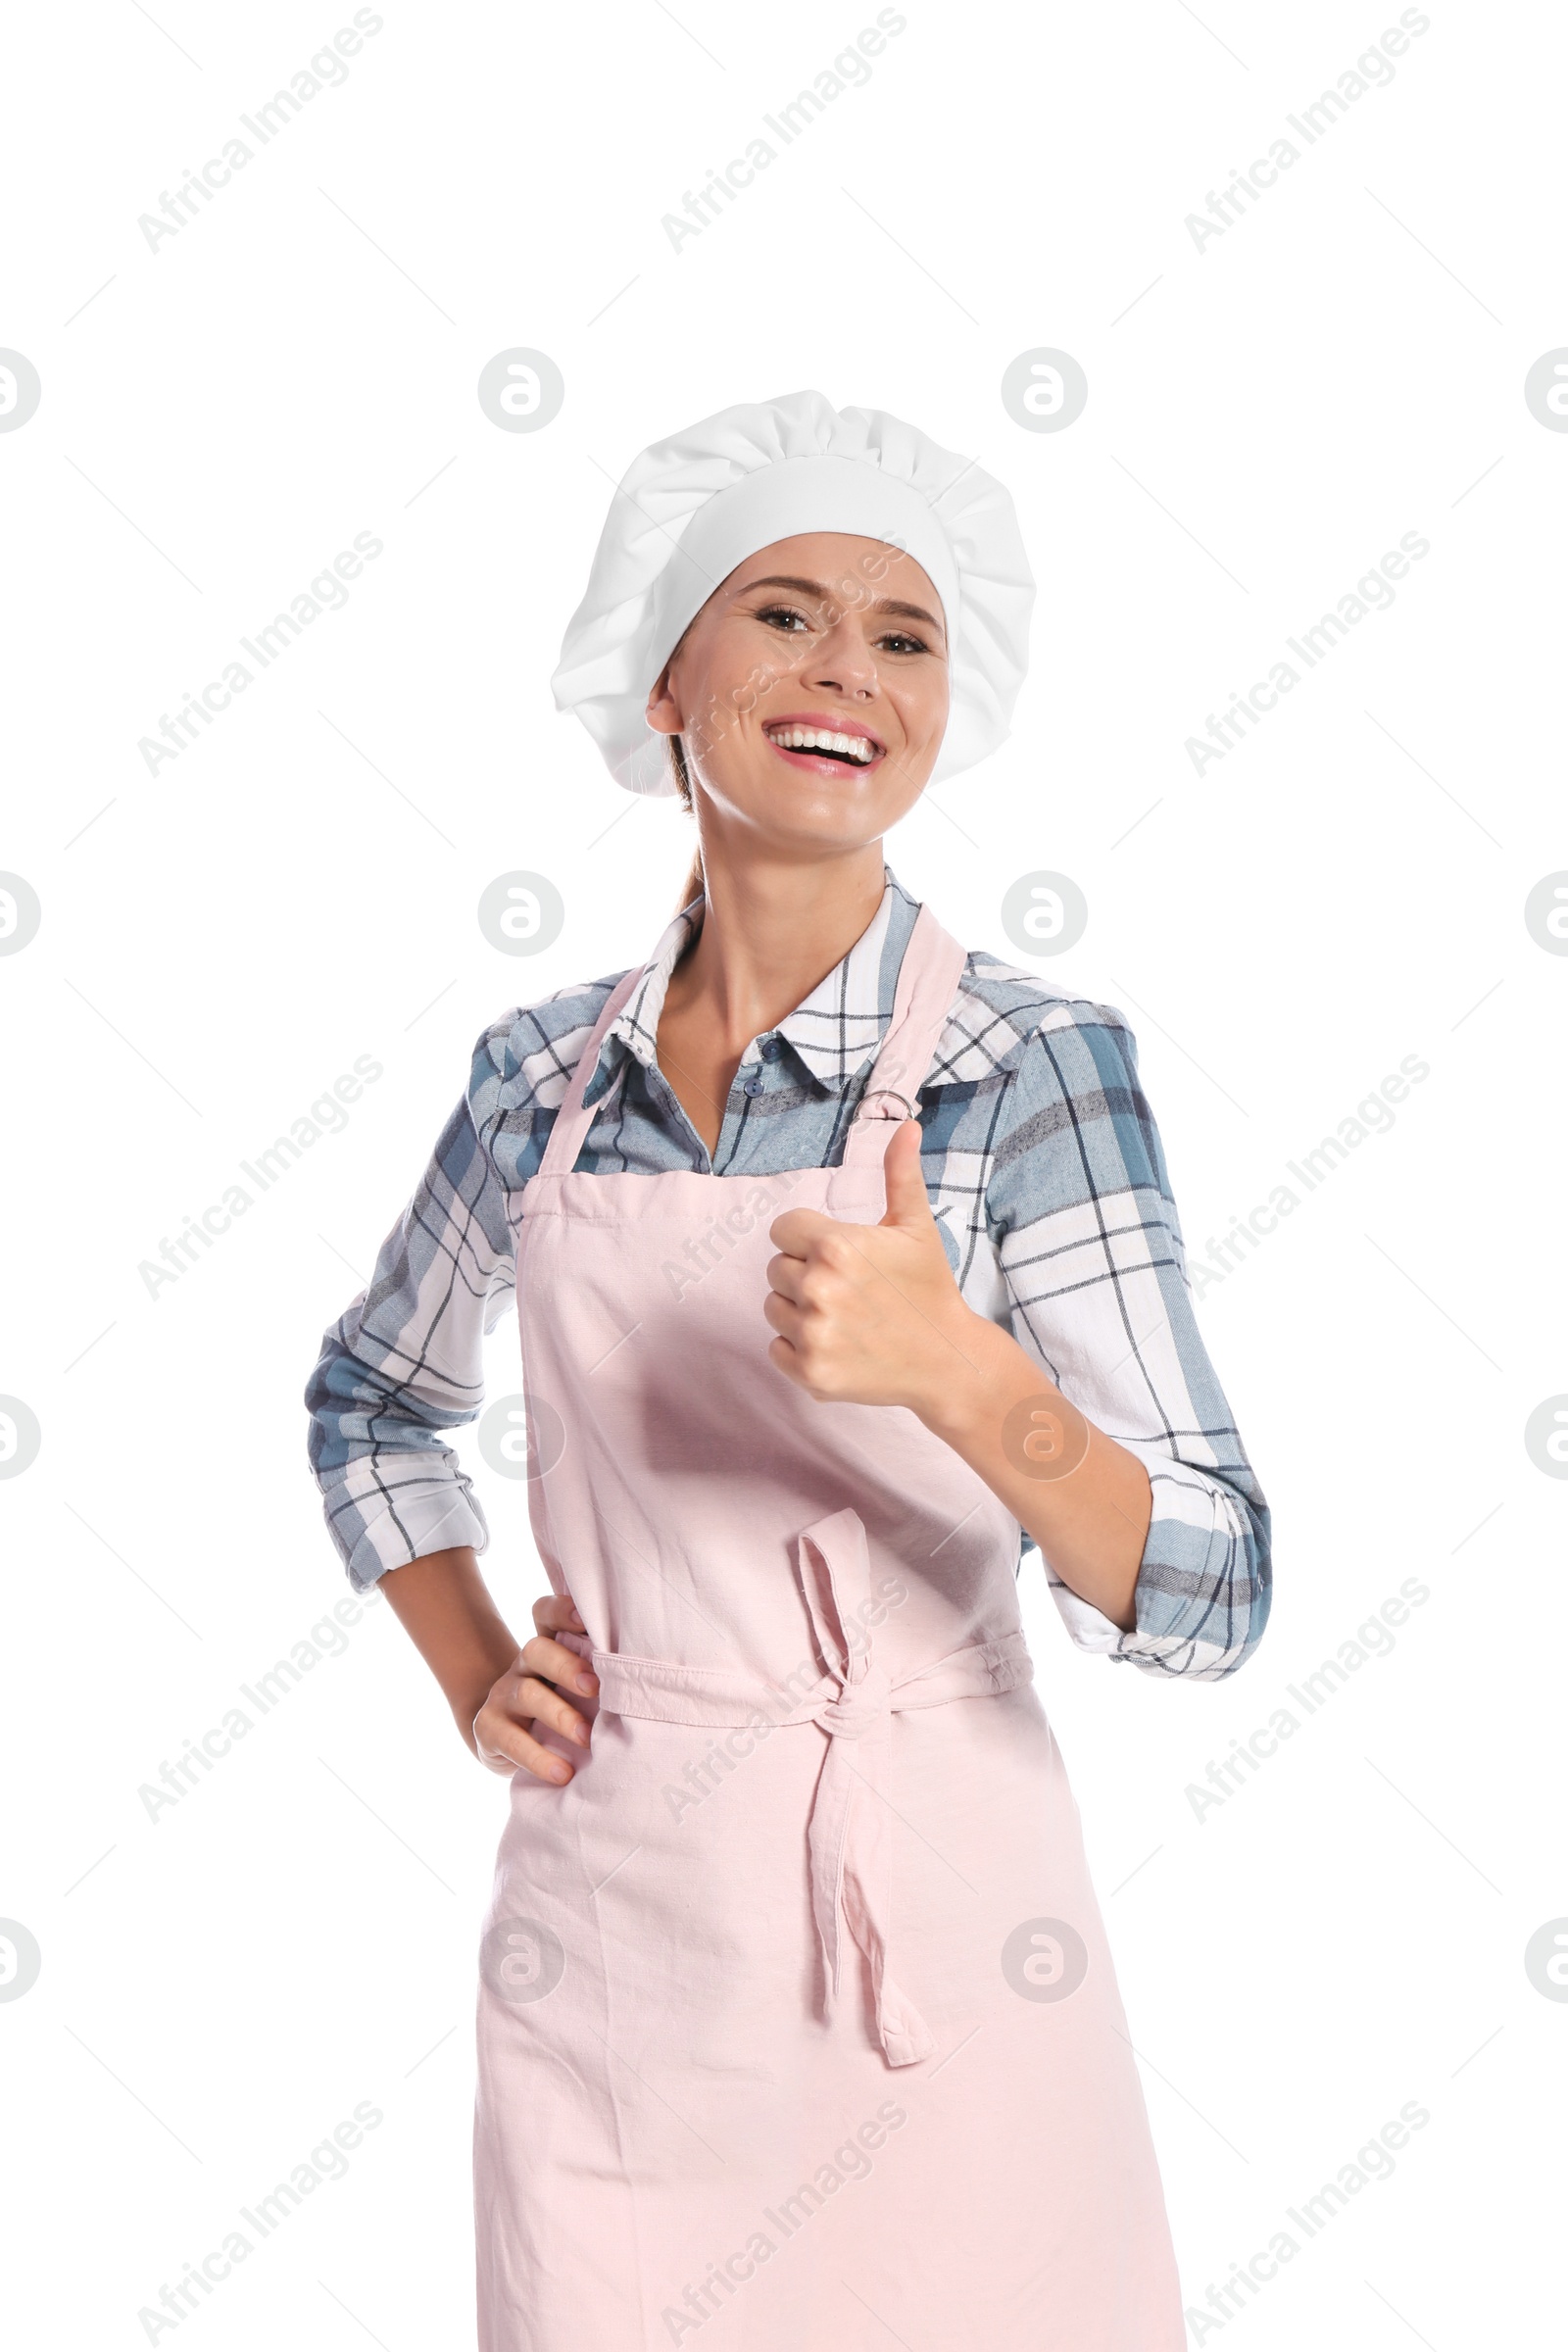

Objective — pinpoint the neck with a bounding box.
[666,835,888,1049]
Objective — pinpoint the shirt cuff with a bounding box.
[327,1475,492,1594]
[1044,1571,1132,1654]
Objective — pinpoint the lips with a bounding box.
[762,713,885,770]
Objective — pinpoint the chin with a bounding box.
[707,759,929,839]
[744,793,908,850]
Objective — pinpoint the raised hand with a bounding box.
[763,1118,982,1413]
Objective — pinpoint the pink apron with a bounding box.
[474,906,1185,2350]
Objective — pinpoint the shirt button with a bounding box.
[760,1036,782,1060]
[743,1076,764,1098]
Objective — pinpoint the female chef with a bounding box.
[306,390,1271,2350]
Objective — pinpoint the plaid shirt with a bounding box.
[305,873,1271,1678]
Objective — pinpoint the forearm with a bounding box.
[304,1079,516,1589]
[377,1545,525,1754]
[917,1314,1152,1632]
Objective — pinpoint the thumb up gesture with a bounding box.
[764,1120,982,1413]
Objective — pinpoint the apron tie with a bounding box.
[810,1666,892,1740]
[585,1507,1035,2069]
[794,1519,933,2066]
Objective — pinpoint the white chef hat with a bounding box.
[551,388,1035,796]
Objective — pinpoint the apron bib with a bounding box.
[474,906,1184,2350]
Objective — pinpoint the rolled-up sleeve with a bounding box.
[304,1066,517,1592]
[990,1003,1272,1680]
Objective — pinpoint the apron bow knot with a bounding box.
[810,1660,892,1740]
[586,1508,1035,2070]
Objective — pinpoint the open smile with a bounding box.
[762,714,886,772]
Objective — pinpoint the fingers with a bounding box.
[878,1117,935,1230]
[474,1655,595,1781]
[474,1700,580,1784]
[519,1629,599,1698]
[514,1665,594,1745]
[765,1232,861,1302]
[531,1591,585,1636]
[762,1286,802,1345]
[768,1206,840,1256]
[471,1608,601,1783]
[763,1243,849,1388]
[764,1250,809,1306]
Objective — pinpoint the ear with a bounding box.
[878,1118,935,1231]
[645,660,680,736]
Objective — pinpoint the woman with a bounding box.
[306,390,1271,2350]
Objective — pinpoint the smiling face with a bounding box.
[644,531,950,858]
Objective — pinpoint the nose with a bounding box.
[805,610,880,701]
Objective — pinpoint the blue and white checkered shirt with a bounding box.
[305,872,1271,1678]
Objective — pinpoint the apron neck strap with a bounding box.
[841,903,967,1159]
[535,901,967,1182]
[535,963,647,1180]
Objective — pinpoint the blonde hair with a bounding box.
[668,733,704,912]
[657,608,707,913]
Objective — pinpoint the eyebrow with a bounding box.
[739,573,946,639]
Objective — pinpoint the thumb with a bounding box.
[878,1118,935,1230]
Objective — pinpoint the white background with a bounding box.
[1,1,1563,2343]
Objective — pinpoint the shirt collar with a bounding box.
[581,867,922,1105]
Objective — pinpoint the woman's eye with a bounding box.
[750,607,929,656]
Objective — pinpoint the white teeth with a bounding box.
[766,725,876,762]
